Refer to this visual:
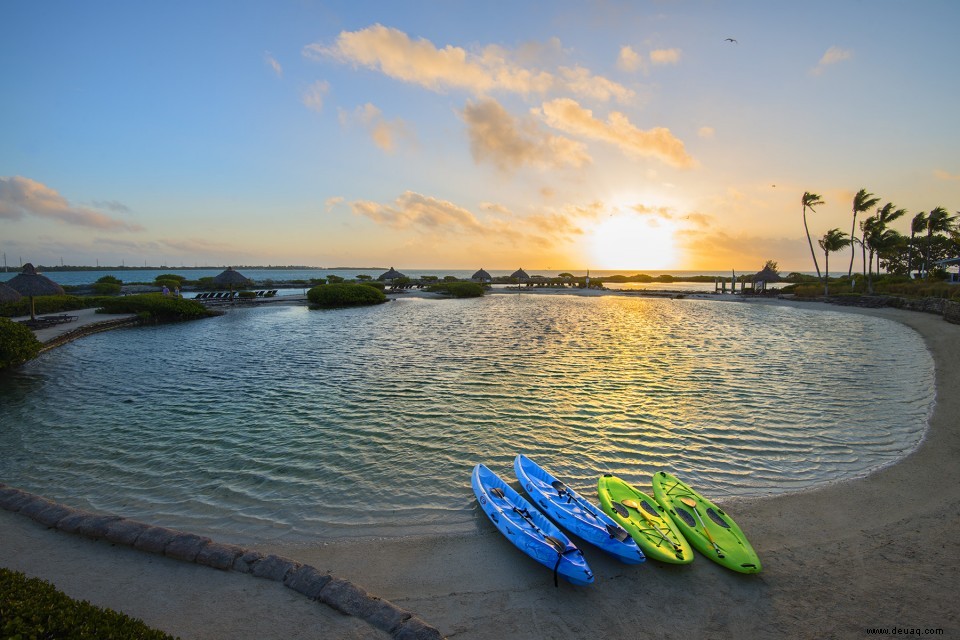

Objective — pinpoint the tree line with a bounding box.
[802,190,958,295]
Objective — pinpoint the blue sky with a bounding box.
[2,0,958,271]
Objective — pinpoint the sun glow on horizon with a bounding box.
[587,213,680,270]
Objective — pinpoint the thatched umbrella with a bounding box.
[471,268,492,283]
[378,267,406,281]
[752,265,782,283]
[5,263,65,319]
[213,267,252,299]
[510,268,529,281]
[0,281,22,303]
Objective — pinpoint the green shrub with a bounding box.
[0,317,42,369]
[0,568,178,639]
[426,281,485,298]
[307,282,386,307]
[197,277,214,288]
[154,279,180,292]
[326,275,345,284]
[238,290,257,299]
[92,282,122,296]
[155,273,186,284]
[96,275,122,285]
[97,294,214,321]
[361,280,385,291]
[0,295,91,318]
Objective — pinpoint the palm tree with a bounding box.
[848,189,880,277]
[802,192,824,280]
[908,212,927,278]
[924,207,959,276]
[819,228,849,296]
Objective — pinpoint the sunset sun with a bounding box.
[587,213,680,270]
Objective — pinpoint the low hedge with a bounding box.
[0,295,98,318]
[307,282,386,307]
[0,317,42,369]
[0,567,178,639]
[96,294,214,321]
[426,281,485,298]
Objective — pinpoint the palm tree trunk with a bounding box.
[847,216,857,277]
[824,250,830,296]
[804,208,822,280]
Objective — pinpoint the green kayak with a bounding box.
[597,474,694,564]
[652,471,762,574]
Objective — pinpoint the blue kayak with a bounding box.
[472,463,594,586]
[514,455,645,565]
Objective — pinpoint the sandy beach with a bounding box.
[2,297,958,639]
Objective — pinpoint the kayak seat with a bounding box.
[706,507,731,528]
[674,507,696,528]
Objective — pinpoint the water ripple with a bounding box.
[0,296,934,543]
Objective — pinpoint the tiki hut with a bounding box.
[5,263,65,319]
[751,265,782,293]
[471,268,492,283]
[510,268,530,282]
[0,281,22,303]
[213,267,252,300]
[378,267,406,281]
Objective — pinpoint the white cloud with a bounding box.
[264,52,283,78]
[339,103,413,153]
[302,80,330,113]
[649,48,681,65]
[934,169,960,181]
[811,46,853,76]
[325,196,345,211]
[617,45,642,72]
[350,191,485,232]
[698,126,715,138]
[536,98,696,169]
[0,176,142,231]
[304,24,631,102]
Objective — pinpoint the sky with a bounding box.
[2,0,959,272]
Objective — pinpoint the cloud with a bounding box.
[617,46,642,72]
[480,202,513,217]
[339,103,412,153]
[325,196,345,212]
[462,98,591,171]
[698,126,715,138]
[559,66,634,102]
[536,98,696,168]
[90,199,131,213]
[0,176,143,231]
[350,191,486,232]
[934,169,960,181]
[649,48,681,65]
[302,80,329,113]
[265,52,283,78]
[811,46,852,76]
[305,24,630,102]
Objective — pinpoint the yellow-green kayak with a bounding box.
[652,471,762,574]
[597,474,694,564]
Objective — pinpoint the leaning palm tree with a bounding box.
[848,189,880,277]
[924,207,958,277]
[802,192,824,280]
[819,228,849,296]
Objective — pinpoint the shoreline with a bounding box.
[2,296,958,638]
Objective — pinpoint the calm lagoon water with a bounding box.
[0,295,934,544]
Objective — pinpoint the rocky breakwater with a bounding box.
[0,483,444,640]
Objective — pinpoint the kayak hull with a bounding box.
[597,474,694,564]
[652,471,762,574]
[514,455,645,564]
[472,464,594,586]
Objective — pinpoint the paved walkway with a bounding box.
[13,308,139,344]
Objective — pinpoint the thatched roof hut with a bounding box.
[213,267,252,287]
[378,267,406,281]
[0,281,22,303]
[752,266,782,283]
[471,268,492,282]
[5,263,65,319]
[510,268,530,281]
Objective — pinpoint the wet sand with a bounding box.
[2,298,958,638]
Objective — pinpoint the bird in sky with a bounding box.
[725,38,738,43]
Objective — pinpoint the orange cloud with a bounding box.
[811,46,853,76]
[0,176,142,231]
[340,103,413,153]
[462,98,590,171]
[536,98,696,168]
[649,48,682,65]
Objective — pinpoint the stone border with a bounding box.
[0,484,443,640]
[38,317,141,352]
